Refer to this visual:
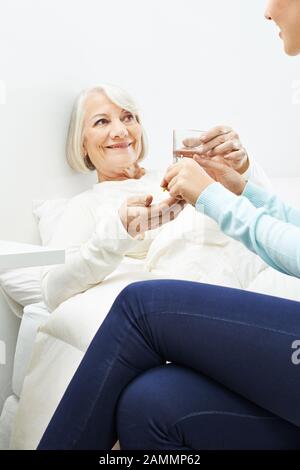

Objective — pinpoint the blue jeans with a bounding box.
[37,280,300,450]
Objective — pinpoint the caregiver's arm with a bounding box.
[197,155,300,227]
[197,182,300,278]
[241,181,300,227]
[163,158,300,278]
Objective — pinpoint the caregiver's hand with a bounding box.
[119,195,186,238]
[161,159,215,206]
[193,155,247,196]
[179,125,249,174]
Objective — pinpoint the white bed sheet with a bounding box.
[0,395,19,450]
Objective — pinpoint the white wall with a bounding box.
[0,0,299,242]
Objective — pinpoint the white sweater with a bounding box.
[42,163,271,312]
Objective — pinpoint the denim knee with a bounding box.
[113,280,161,321]
[116,364,186,449]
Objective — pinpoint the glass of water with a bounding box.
[173,129,206,163]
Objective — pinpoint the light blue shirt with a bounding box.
[196,181,300,278]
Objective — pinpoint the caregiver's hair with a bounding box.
[66,83,148,173]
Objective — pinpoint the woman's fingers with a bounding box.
[144,195,153,207]
[160,163,181,188]
[193,154,225,171]
[199,125,232,144]
[147,199,186,229]
[148,196,185,219]
[173,148,202,158]
[175,132,237,157]
[123,194,186,236]
[198,131,236,154]
[182,136,202,148]
[158,196,186,209]
[132,198,185,232]
[224,150,246,161]
[207,139,241,157]
[175,127,243,160]
[165,175,179,197]
[126,194,153,207]
[182,126,231,149]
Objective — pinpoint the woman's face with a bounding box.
[265,0,300,55]
[82,91,142,181]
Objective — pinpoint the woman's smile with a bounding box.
[105,142,133,149]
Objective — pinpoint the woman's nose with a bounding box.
[264,11,272,20]
[110,119,128,139]
[264,1,272,20]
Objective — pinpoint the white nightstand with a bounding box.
[0,241,65,419]
[0,240,65,270]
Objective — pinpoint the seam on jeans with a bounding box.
[172,410,278,430]
[142,311,300,339]
[70,321,138,447]
[169,411,279,449]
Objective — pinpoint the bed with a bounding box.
[1,175,300,450]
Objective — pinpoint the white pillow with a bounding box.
[0,267,43,318]
[0,198,68,317]
[32,198,68,246]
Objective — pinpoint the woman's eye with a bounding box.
[95,118,109,126]
[123,114,135,123]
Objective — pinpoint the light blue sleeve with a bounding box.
[196,182,300,278]
[243,181,300,227]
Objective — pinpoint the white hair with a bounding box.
[66,83,148,173]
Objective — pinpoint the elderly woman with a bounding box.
[42,84,268,312]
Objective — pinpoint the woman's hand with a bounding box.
[177,125,249,174]
[193,155,247,195]
[161,159,215,206]
[119,194,186,238]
